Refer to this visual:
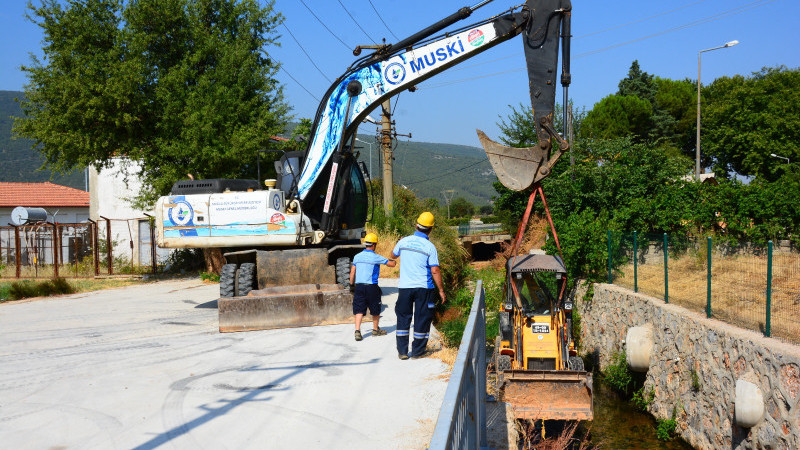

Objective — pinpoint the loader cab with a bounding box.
[506,252,567,316]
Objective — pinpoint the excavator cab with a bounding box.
[496,251,593,421]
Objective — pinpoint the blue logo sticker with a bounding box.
[272,193,281,210]
[169,200,194,226]
[384,62,406,85]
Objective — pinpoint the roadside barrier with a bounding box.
[429,280,488,450]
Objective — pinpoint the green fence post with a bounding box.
[663,233,669,304]
[633,231,638,293]
[766,240,773,337]
[707,237,712,318]
[607,230,612,284]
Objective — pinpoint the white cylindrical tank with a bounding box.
[10,207,48,225]
[626,326,653,372]
[735,379,764,428]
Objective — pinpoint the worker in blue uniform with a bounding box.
[350,232,396,341]
[391,212,446,359]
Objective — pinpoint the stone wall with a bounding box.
[576,282,800,449]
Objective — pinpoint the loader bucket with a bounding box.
[218,283,353,332]
[499,370,593,421]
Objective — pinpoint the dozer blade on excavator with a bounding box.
[499,370,593,421]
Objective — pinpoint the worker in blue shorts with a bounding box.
[392,212,446,360]
[350,232,396,341]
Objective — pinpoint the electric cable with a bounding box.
[282,24,332,83]
[367,0,399,40]
[574,0,713,39]
[404,157,490,186]
[336,0,377,44]
[279,66,320,101]
[298,0,352,51]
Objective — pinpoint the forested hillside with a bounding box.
[0,90,85,189]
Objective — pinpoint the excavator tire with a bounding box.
[220,263,237,298]
[569,356,585,371]
[498,355,512,372]
[237,263,256,297]
[335,256,351,289]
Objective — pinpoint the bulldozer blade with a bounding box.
[499,370,593,421]
[477,130,547,192]
[218,284,353,332]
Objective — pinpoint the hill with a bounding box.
[0,90,86,189]
[1,90,498,205]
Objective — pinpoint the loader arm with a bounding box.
[296,0,572,232]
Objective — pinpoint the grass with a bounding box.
[0,277,142,302]
[615,248,800,343]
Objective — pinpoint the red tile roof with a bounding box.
[0,182,89,208]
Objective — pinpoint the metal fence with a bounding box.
[608,231,800,344]
[430,280,488,450]
[0,217,160,278]
[454,223,505,236]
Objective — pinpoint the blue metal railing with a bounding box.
[429,280,488,450]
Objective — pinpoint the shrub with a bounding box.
[200,271,220,282]
[656,417,677,441]
[603,351,634,395]
[438,314,467,348]
[632,387,655,411]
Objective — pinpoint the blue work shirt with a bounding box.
[392,231,439,289]
[352,249,389,284]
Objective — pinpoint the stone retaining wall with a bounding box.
[576,283,800,449]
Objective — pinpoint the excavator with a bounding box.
[155,0,591,421]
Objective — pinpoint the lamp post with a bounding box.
[770,153,790,164]
[697,40,739,180]
[355,137,374,178]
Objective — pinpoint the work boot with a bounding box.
[372,328,387,336]
[354,330,363,341]
[398,354,409,360]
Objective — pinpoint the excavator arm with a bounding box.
[295,0,571,233]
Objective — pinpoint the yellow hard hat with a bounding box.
[416,211,435,228]
[364,232,378,244]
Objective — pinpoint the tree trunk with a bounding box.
[203,248,225,274]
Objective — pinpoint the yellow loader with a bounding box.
[495,251,593,421]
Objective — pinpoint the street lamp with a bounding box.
[355,137,374,178]
[770,153,790,164]
[696,40,739,180]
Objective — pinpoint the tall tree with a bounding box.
[15,0,289,205]
[701,66,800,180]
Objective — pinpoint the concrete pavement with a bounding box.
[0,278,449,449]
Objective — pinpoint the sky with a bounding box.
[2,0,799,148]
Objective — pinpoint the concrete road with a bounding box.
[0,278,450,449]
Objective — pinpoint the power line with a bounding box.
[298,0,352,51]
[282,23,332,83]
[279,66,320,102]
[418,0,776,91]
[367,0,399,40]
[335,0,377,45]
[405,158,490,186]
[574,0,713,39]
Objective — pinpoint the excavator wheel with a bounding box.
[237,263,256,297]
[569,356,585,371]
[220,263,237,298]
[335,256,352,289]
[498,355,512,372]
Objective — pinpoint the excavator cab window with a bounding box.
[341,162,368,229]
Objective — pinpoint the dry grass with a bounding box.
[616,249,800,343]
[489,216,549,270]
[0,277,142,303]
[366,225,401,279]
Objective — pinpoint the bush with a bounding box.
[603,351,634,395]
[656,417,677,441]
[438,314,467,348]
[632,387,655,411]
[9,277,75,300]
[200,271,220,282]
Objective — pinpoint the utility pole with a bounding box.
[380,99,394,214]
[442,189,456,219]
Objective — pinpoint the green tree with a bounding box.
[449,197,475,218]
[582,95,653,141]
[15,0,289,205]
[702,66,800,180]
[496,101,586,147]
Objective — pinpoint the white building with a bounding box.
[88,157,171,267]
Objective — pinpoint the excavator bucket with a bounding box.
[499,369,593,421]
[477,130,550,192]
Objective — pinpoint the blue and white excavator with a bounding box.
[157,0,571,292]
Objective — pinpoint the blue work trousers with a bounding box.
[395,287,436,357]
